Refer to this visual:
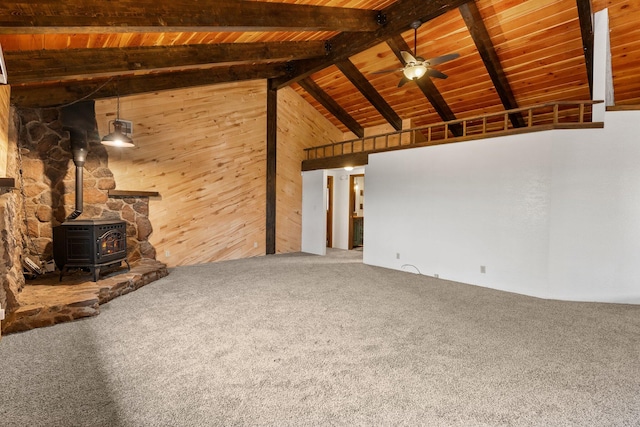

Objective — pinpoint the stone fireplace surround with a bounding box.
[0,101,168,336]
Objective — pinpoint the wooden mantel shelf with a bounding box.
[108,190,160,198]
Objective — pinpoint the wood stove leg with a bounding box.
[93,267,100,282]
[124,258,130,272]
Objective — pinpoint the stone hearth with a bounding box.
[2,259,168,334]
[0,99,167,337]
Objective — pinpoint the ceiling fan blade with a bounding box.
[370,68,405,75]
[397,76,411,87]
[426,69,448,79]
[401,51,417,65]
[424,53,460,67]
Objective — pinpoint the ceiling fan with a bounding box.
[372,20,460,87]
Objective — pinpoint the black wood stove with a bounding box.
[53,219,130,282]
[52,102,130,282]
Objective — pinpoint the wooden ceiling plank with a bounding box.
[576,0,594,98]
[459,1,525,128]
[298,77,364,138]
[271,0,472,89]
[386,35,463,137]
[0,1,380,34]
[5,41,327,84]
[336,59,402,131]
[10,63,288,108]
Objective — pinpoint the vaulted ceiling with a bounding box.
[0,0,638,137]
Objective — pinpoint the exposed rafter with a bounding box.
[5,42,327,84]
[576,0,594,98]
[271,0,471,89]
[336,59,402,131]
[10,63,289,108]
[386,35,463,137]
[0,0,612,135]
[459,1,525,128]
[298,77,364,138]
[0,1,380,34]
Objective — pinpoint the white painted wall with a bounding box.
[593,9,612,119]
[364,130,553,295]
[547,111,640,302]
[364,110,640,303]
[301,170,326,255]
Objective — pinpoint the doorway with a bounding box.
[348,174,364,250]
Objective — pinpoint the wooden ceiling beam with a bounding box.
[271,0,471,89]
[5,41,327,84]
[459,1,525,128]
[386,35,463,137]
[10,63,288,108]
[298,77,364,138]
[576,0,594,98]
[0,1,380,34]
[336,59,402,131]
[302,152,369,172]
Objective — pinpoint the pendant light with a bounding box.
[101,84,134,147]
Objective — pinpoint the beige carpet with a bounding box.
[1,249,639,426]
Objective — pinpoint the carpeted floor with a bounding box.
[1,249,639,426]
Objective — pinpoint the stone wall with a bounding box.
[0,106,26,338]
[1,101,161,336]
[105,194,156,262]
[0,189,23,314]
[16,102,157,266]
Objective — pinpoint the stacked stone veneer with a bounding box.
[0,188,24,315]
[17,105,156,266]
[1,108,26,339]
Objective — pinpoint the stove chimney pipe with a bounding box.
[66,128,88,220]
[60,100,99,221]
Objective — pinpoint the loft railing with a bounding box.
[303,100,602,163]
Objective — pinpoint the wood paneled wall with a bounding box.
[96,81,267,267]
[276,86,343,253]
[0,85,10,175]
[96,81,342,266]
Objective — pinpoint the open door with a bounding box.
[301,170,327,255]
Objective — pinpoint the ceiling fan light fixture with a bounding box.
[403,63,427,80]
[371,19,458,86]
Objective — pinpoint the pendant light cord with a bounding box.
[57,76,115,109]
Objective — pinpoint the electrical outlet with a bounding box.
[480,265,486,274]
[165,250,171,257]
[0,307,5,321]
[254,242,258,248]
[434,274,439,278]
[396,253,400,259]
